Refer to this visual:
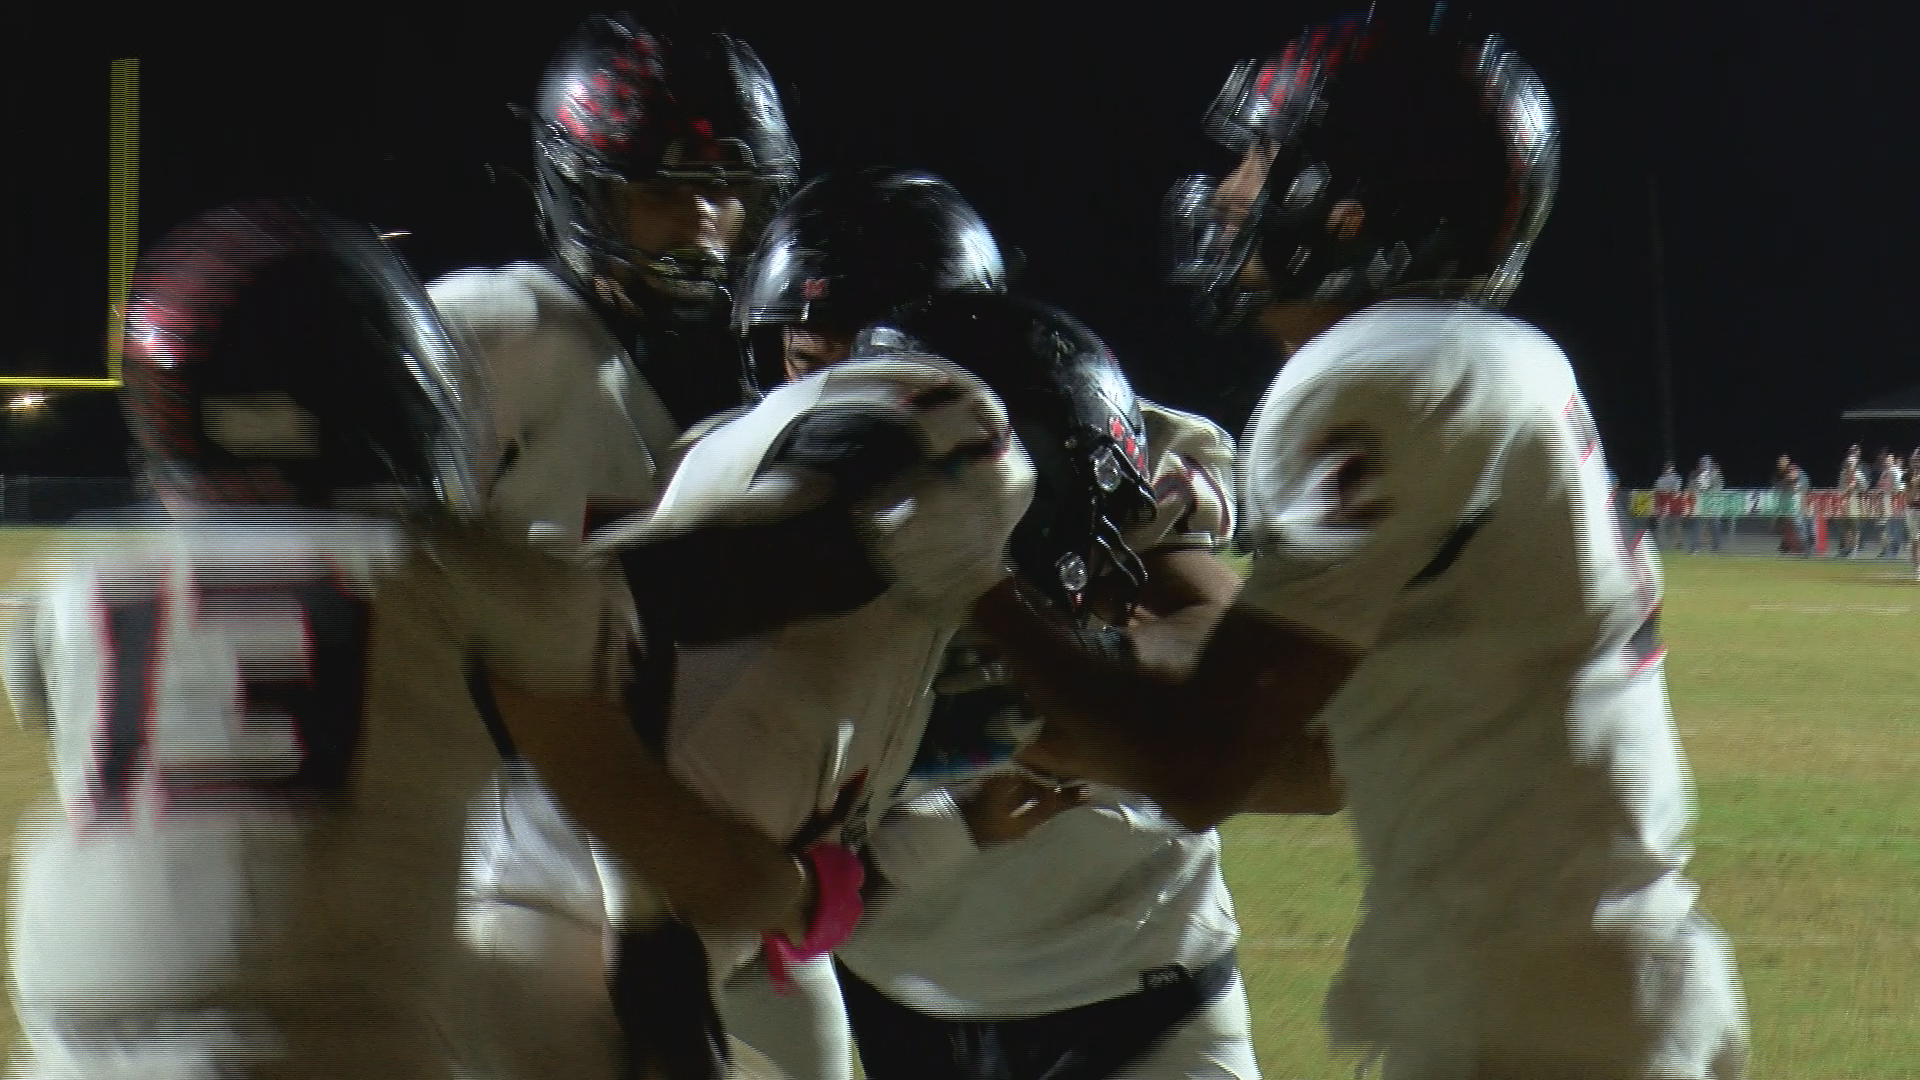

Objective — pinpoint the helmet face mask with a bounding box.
[532,15,799,311]
[537,132,770,301]
[1164,13,1560,330]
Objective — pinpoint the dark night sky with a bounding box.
[2,1,1916,487]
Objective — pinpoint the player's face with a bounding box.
[614,179,748,296]
[1215,144,1278,291]
[781,327,856,382]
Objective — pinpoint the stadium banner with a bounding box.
[1628,489,1905,519]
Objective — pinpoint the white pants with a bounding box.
[1116,973,1262,1080]
[8,986,625,1080]
[1341,916,1748,1080]
[716,955,854,1080]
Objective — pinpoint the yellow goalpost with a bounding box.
[0,58,138,391]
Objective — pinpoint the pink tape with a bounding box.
[761,843,866,994]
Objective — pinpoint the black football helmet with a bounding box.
[735,168,1007,396]
[851,295,1156,616]
[532,13,800,307]
[1165,8,1559,330]
[121,201,487,515]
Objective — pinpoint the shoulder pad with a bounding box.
[428,262,599,339]
[427,264,546,336]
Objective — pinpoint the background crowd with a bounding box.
[1644,446,1920,573]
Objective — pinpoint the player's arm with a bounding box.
[1140,544,1346,817]
[482,679,815,941]
[865,771,1090,899]
[984,582,1353,832]
[1004,402,1343,827]
[604,466,890,646]
[986,363,1505,831]
[597,356,1033,644]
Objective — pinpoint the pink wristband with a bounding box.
[761,843,865,994]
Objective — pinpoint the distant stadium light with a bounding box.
[8,392,49,412]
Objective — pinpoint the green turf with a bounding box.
[0,534,1914,1076]
[1221,552,1920,1078]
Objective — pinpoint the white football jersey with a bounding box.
[431,261,685,946]
[428,262,682,545]
[839,400,1242,1018]
[632,354,1035,979]
[2,516,633,1080]
[1238,302,1745,1075]
[843,785,1240,1019]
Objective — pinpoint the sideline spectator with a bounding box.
[1837,446,1868,557]
[1654,461,1684,550]
[1688,455,1726,552]
[1775,455,1810,555]
[1908,449,1920,579]
[1880,450,1908,558]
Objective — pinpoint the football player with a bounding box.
[834,297,1265,1080]
[517,293,1207,1080]
[0,203,642,1080]
[714,167,1012,1080]
[425,13,803,1073]
[494,310,1050,1080]
[734,168,1008,388]
[429,8,797,545]
[971,11,1750,1079]
[735,168,1269,1080]
[2,201,894,1080]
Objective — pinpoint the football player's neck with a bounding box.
[1253,300,1356,361]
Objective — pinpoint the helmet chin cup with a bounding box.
[1163,174,1271,333]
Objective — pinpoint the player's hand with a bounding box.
[959,772,1090,846]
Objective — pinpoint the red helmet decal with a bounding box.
[558,35,667,155]
[125,206,312,368]
[1258,20,1375,110]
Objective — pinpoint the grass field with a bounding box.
[1223,552,1920,1079]
[0,532,1912,1077]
